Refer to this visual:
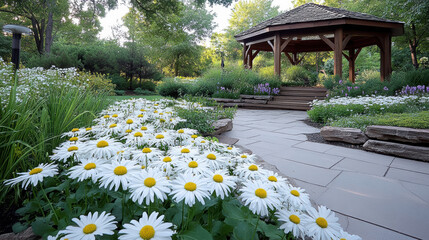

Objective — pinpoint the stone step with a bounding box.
[365,125,429,146]
[273,95,324,101]
[278,91,327,97]
[280,86,327,92]
[363,139,429,162]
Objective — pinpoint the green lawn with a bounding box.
[107,95,163,102]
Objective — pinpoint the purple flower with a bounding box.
[383,86,389,91]
[339,80,343,85]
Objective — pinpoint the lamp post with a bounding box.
[2,25,32,70]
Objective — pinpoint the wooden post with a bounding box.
[349,49,355,83]
[243,42,248,68]
[380,34,392,81]
[293,52,298,65]
[334,28,343,78]
[248,50,253,69]
[274,33,281,76]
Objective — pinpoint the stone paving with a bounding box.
[221,109,429,240]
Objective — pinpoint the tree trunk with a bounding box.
[409,23,419,69]
[174,54,180,77]
[45,1,55,54]
[30,17,44,54]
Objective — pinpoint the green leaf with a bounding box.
[233,222,257,240]
[12,222,28,233]
[180,223,213,240]
[31,217,55,236]
[258,222,285,240]
[111,198,123,221]
[222,200,247,220]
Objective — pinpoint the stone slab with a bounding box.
[318,172,429,240]
[325,146,394,166]
[270,147,343,168]
[363,140,429,162]
[293,141,335,153]
[366,125,429,145]
[391,157,429,174]
[331,158,389,176]
[385,167,429,186]
[321,126,368,144]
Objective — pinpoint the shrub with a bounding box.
[109,74,128,90]
[114,90,126,95]
[157,78,190,98]
[282,65,316,86]
[140,80,157,92]
[133,87,156,95]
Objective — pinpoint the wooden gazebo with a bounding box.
[235,3,404,82]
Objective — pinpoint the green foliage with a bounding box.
[114,90,126,95]
[329,111,429,130]
[174,101,237,135]
[157,78,191,98]
[133,88,156,95]
[109,74,128,90]
[283,65,318,86]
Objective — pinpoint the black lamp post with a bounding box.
[2,24,32,70]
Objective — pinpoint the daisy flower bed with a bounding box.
[308,95,429,123]
[4,98,360,240]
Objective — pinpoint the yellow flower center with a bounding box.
[340,239,346,240]
[142,148,152,153]
[144,177,156,187]
[255,188,267,198]
[290,190,300,197]
[86,127,92,131]
[191,135,198,139]
[316,217,328,228]
[140,109,146,112]
[156,134,164,139]
[112,114,118,117]
[268,176,277,182]
[126,119,133,124]
[207,154,216,160]
[114,166,127,176]
[227,147,232,150]
[139,225,155,240]
[96,140,109,148]
[125,129,132,133]
[289,215,300,224]
[109,123,117,128]
[163,157,172,162]
[201,140,206,143]
[154,110,158,113]
[104,115,110,118]
[82,223,97,234]
[181,148,190,153]
[134,132,143,137]
[141,165,146,169]
[160,119,165,123]
[72,128,79,132]
[248,165,258,171]
[188,161,198,168]
[29,168,43,175]
[154,104,159,106]
[68,146,79,152]
[159,113,164,115]
[213,174,223,183]
[84,163,96,170]
[241,155,247,158]
[184,182,197,191]
[138,114,144,118]
[69,137,78,142]
[178,129,184,133]
[141,126,148,130]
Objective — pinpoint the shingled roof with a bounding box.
[235,3,403,38]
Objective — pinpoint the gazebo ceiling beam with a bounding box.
[319,35,335,50]
[281,37,292,52]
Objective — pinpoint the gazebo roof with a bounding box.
[235,3,404,40]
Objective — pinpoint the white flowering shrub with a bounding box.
[308,95,429,123]
[5,98,360,240]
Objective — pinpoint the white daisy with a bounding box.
[176,158,212,176]
[305,206,341,240]
[95,122,124,137]
[199,151,227,170]
[139,125,156,134]
[262,171,288,190]
[4,163,58,189]
[154,155,179,177]
[98,160,140,191]
[284,185,311,209]
[336,229,362,240]
[170,174,211,207]
[50,142,85,162]
[276,209,308,239]
[67,158,103,182]
[148,132,175,148]
[207,170,236,199]
[235,163,267,181]
[123,130,150,147]
[132,147,163,165]
[85,137,123,160]
[59,211,117,240]
[240,180,281,216]
[128,169,171,205]
[168,146,199,158]
[118,212,174,240]
[234,153,256,164]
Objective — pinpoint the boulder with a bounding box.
[321,126,368,144]
[366,125,429,145]
[363,140,429,162]
[212,118,233,135]
[0,228,38,240]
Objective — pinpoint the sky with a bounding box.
[98,0,294,45]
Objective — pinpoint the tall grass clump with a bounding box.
[0,62,111,206]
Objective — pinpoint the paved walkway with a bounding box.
[221,109,429,240]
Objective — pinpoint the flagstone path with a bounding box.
[219,109,429,240]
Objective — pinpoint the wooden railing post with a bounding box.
[334,28,343,78]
